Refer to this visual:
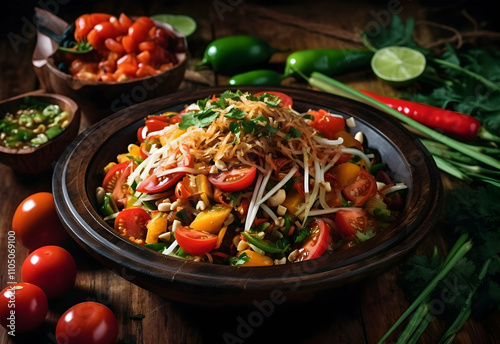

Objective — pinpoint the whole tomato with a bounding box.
[12,192,70,251]
[21,246,77,298]
[0,282,48,333]
[56,302,118,344]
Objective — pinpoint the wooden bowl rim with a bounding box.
[0,90,79,154]
[53,86,443,302]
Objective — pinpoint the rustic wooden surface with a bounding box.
[1,0,499,343]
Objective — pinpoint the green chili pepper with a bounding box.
[6,129,34,145]
[241,232,284,253]
[196,35,280,74]
[31,134,49,146]
[18,114,34,128]
[42,104,60,118]
[45,125,63,140]
[284,49,374,78]
[100,193,118,216]
[228,69,285,86]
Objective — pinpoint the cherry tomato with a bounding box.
[136,148,193,193]
[208,165,257,192]
[145,117,170,133]
[294,219,330,261]
[102,160,134,207]
[118,13,133,31]
[121,35,137,53]
[342,169,377,206]
[12,192,70,251]
[128,18,152,44]
[254,91,293,107]
[0,283,48,333]
[307,109,346,140]
[334,209,379,240]
[175,226,218,256]
[114,207,150,241]
[21,246,77,298]
[55,302,118,344]
[104,38,124,54]
[87,22,120,50]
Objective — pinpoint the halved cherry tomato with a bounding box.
[254,91,293,107]
[0,283,48,333]
[295,219,330,261]
[114,207,150,241]
[175,226,218,256]
[102,160,133,207]
[145,117,170,133]
[208,165,257,192]
[136,148,193,193]
[334,209,378,240]
[342,168,377,206]
[307,109,345,140]
[56,302,118,344]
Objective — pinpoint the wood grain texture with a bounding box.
[1,0,499,343]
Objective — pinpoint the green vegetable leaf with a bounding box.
[178,106,220,129]
[229,252,250,266]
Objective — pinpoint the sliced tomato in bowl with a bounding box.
[294,219,330,262]
[208,165,257,192]
[136,147,193,194]
[342,168,377,206]
[175,226,218,256]
[102,160,134,207]
[254,91,293,107]
[334,209,379,240]
[114,207,150,241]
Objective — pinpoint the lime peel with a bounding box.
[150,14,197,37]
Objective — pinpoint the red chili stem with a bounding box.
[360,90,482,142]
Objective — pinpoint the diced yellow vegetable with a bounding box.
[159,128,186,146]
[190,206,232,234]
[332,162,360,187]
[281,189,304,216]
[238,249,273,267]
[196,174,213,198]
[215,225,228,249]
[103,162,116,174]
[145,213,169,244]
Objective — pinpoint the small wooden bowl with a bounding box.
[32,8,188,125]
[53,86,443,306]
[0,91,80,174]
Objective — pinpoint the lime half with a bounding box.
[371,46,426,85]
[150,14,197,37]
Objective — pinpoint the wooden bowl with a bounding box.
[32,8,188,125]
[0,91,80,174]
[52,86,442,306]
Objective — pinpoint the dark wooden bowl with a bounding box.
[0,91,80,174]
[52,86,442,306]
[32,8,188,125]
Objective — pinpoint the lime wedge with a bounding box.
[150,14,197,37]
[371,46,426,85]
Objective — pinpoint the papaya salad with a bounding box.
[96,90,407,267]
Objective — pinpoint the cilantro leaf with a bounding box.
[178,106,219,129]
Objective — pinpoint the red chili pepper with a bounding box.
[360,90,482,142]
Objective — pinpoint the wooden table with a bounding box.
[1,1,499,343]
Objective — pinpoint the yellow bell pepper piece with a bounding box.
[145,213,169,244]
[332,162,360,187]
[190,205,232,234]
[238,250,273,267]
[281,189,304,216]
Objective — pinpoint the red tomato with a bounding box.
[0,283,48,333]
[208,165,257,192]
[104,38,124,54]
[128,20,150,44]
[294,219,330,261]
[342,169,377,206]
[137,126,148,143]
[87,22,119,50]
[121,35,137,53]
[21,246,77,298]
[334,209,379,240]
[12,192,70,251]
[74,14,92,41]
[118,13,133,30]
[102,160,134,207]
[144,117,169,133]
[254,91,293,107]
[114,207,150,241]
[307,109,346,140]
[55,302,118,344]
[136,148,193,193]
[175,226,218,256]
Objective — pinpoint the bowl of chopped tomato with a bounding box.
[52,86,442,306]
[0,91,80,174]
[32,8,188,124]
